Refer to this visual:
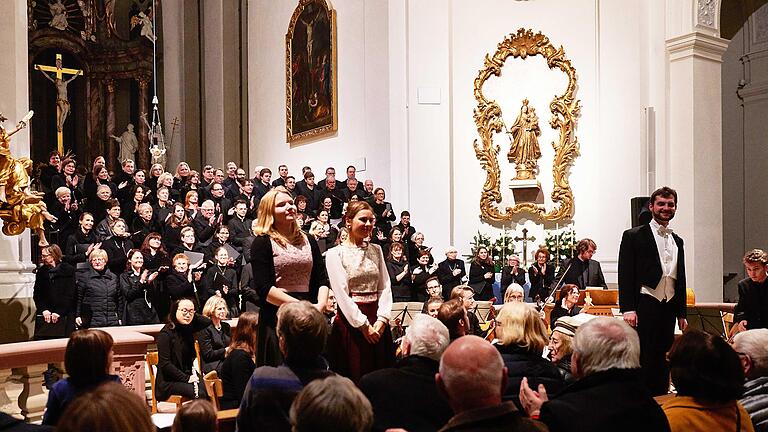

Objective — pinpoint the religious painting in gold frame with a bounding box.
[286,0,338,143]
[473,28,581,222]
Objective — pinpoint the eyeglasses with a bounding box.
[178,308,195,315]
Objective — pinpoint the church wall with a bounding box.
[722,3,768,300]
[397,0,655,283]
[247,0,392,190]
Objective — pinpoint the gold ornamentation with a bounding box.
[473,28,581,222]
[0,112,55,246]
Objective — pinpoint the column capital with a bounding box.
[136,75,151,88]
[666,31,729,62]
[105,78,115,93]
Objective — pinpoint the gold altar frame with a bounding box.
[285,0,338,143]
[473,28,581,222]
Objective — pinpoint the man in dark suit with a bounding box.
[359,314,453,432]
[618,186,688,396]
[557,238,607,290]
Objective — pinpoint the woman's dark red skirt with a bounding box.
[327,301,395,383]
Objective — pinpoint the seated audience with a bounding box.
[290,375,373,432]
[55,382,154,432]
[495,302,564,406]
[155,298,210,401]
[237,301,333,432]
[733,249,768,334]
[549,284,583,330]
[359,314,453,432]
[663,329,753,432]
[436,335,547,432]
[437,299,471,341]
[504,283,525,303]
[42,329,120,426]
[197,296,231,375]
[437,246,467,298]
[732,329,768,431]
[172,399,217,432]
[220,311,259,409]
[519,317,670,432]
[75,249,123,328]
[548,315,596,385]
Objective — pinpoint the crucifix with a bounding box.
[514,228,537,267]
[34,53,84,154]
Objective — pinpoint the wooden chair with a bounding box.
[202,370,239,422]
[146,351,188,414]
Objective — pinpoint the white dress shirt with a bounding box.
[640,219,678,302]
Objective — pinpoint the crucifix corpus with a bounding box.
[34,53,84,154]
[514,228,537,267]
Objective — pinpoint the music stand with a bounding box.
[686,306,727,339]
[390,302,423,328]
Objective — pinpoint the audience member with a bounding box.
[237,301,333,432]
[197,296,232,375]
[504,283,525,303]
[548,315,596,385]
[55,382,154,432]
[437,299,470,341]
[436,335,547,432]
[733,329,768,431]
[171,399,217,432]
[495,302,564,406]
[733,249,768,334]
[360,314,453,432]
[519,317,670,432]
[423,296,444,318]
[290,375,373,432]
[42,329,120,426]
[549,284,583,330]
[220,311,258,409]
[663,329,753,432]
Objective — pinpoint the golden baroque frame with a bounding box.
[473,28,581,222]
[285,0,338,143]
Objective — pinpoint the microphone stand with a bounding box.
[536,262,572,312]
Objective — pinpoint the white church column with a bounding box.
[665,31,728,302]
[0,1,37,342]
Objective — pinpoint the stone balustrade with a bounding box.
[0,319,239,423]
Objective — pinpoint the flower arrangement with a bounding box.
[544,227,577,267]
[466,230,516,272]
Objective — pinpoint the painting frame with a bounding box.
[286,0,338,143]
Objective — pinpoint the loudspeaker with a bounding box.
[631,197,651,227]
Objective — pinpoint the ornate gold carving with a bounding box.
[0,112,56,246]
[473,28,581,222]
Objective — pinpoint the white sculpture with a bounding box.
[112,124,139,164]
[49,0,69,31]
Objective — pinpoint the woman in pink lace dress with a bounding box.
[250,187,329,366]
[325,201,395,382]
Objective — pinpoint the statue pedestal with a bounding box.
[510,179,544,204]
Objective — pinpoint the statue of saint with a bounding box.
[507,99,542,180]
[131,10,156,42]
[49,0,68,31]
[37,56,81,132]
[112,124,139,164]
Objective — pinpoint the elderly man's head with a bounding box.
[732,328,768,380]
[436,335,507,413]
[401,314,449,361]
[276,301,328,363]
[571,317,640,379]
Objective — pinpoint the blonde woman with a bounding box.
[250,187,329,366]
[197,296,231,375]
[495,302,564,404]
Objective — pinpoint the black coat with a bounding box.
[500,266,527,292]
[64,229,97,265]
[164,270,197,304]
[497,344,565,409]
[227,216,253,248]
[101,236,134,276]
[119,271,159,325]
[76,267,123,328]
[359,356,453,432]
[155,315,211,400]
[539,368,670,432]
[410,265,435,302]
[191,213,217,247]
[197,322,232,374]
[201,266,239,314]
[130,216,162,246]
[219,348,256,410]
[528,263,556,301]
[45,201,81,250]
[734,277,768,330]
[557,258,607,290]
[469,261,496,301]
[33,263,77,338]
[437,258,467,298]
[386,258,411,302]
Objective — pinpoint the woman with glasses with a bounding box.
[75,249,123,328]
[156,298,210,401]
[529,248,555,303]
[549,284,583,331]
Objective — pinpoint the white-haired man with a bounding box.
[733,328,768,431]
[359,314,453,432]
[437,335,546,432]
[519,317,670,432]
